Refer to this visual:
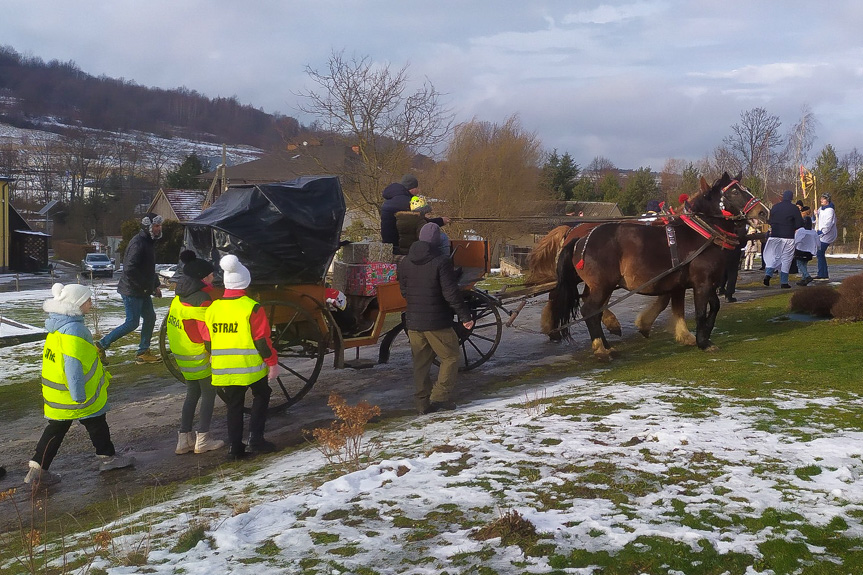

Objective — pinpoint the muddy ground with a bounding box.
[1,261,860,535]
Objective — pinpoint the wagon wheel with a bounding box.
[260,300,328,411]
[452,289,503,371]
[158,316,185,383]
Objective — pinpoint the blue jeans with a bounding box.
[816,241,831,278]
[99,294,156,354]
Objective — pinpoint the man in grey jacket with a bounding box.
[398,223,473,414]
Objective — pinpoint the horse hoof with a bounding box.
[638,329,650,339]
[681,335,697,347]
[701,344,720,352]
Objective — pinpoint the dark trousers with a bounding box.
[720,249,743,298]
[220,376,271,449]
[32,414,115,470]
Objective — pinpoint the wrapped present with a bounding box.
[339,241,395,264]
[344,262,398,296]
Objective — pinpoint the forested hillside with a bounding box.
[0,45,299,150]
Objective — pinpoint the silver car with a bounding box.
[81,253,115,278]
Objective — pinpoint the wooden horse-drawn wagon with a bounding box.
[158,176,512,411]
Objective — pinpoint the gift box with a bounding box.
[344,262,398,296]
[339,241,395,264]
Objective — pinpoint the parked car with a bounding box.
[158,264,178,287]
[81,253,115,278]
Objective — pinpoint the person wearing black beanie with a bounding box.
[166,250,225,455]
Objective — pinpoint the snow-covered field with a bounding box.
[10,377,861,574]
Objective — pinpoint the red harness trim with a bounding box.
[679,215,738,250]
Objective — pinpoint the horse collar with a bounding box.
[680,214,739,250]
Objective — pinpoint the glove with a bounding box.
[268,364,280,382]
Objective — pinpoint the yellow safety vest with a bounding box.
[204,296,267,386]
[166,296,211,381]
[41,331,110,420]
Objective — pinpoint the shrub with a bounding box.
[831,273,863,320]
[789,286,839,317]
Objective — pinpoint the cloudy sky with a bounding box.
[4,1,863,169]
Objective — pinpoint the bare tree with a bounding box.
[786,104,819,195]
[723,107,785,193]
[297,50,454,223]
[434,115,543,255]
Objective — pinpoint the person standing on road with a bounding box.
[167,251,225,455]
[203,255,279,460]
[25,283,135,487]
[398,222,474,415]
[96,213,163,365]
[380,174,419,255]
[794,216,820,286]
[815,193,837,280]
[763,190,804,289]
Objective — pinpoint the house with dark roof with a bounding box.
[147,188,209,223]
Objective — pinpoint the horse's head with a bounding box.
[716,172,770,224]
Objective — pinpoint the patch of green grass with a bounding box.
[794,464,823,481]
[169,521,211,554]
[255,539,280,556]
[590,294,863,397]
[309,531,340,544]
[550,535,753,573]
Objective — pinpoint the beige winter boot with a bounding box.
[175,431,196,455]
[194,432,225,454]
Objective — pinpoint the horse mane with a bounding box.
[526,225,570,285]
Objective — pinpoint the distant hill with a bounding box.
[0,45,301,150]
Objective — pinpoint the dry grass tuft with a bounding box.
[789,285,840,317]
[471,509,539,551]
[831,273,863,320]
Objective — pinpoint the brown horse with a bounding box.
[548,172,768,359]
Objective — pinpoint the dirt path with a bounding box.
[1,262,860,534]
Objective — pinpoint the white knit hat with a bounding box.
[43,283,92,316]
[220,254,251,290]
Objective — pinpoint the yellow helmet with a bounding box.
[410,195,429,211]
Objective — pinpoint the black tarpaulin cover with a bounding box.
[184,175,345,285]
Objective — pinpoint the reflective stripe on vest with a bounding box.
[204,296,267,386]
[166,296,212,380]
[41,331,110,420]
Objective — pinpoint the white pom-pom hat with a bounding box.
[220,254,251,290]
[43,283,92,316]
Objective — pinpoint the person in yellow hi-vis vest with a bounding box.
[25,283,135,488]
[203,255,279,460]
[166,251,224,455]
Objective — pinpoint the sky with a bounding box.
[7,375,863,572]
[4,2,863,169]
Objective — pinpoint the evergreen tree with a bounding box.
[619,167,660,215]
[165,154,207,189]
[540,149,579,200]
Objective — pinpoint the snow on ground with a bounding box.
[0,279,173,387]
[19,377,863,574]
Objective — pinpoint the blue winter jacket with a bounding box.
[45,313,109,417]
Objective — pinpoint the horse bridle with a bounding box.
[721,179,766,218]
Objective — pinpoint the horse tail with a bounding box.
[526,225,570,285]
[550,238,582,341]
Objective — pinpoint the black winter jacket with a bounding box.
[380,183,413,248]
[398,241,471,331]
[173,273,211,306]
[768,200,804,239]
[117,230,160,297]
